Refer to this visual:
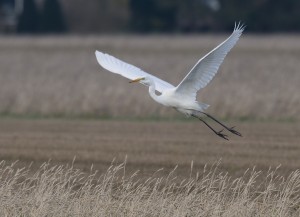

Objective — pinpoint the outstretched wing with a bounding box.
[95,51,174,93]
[175,23,245,99]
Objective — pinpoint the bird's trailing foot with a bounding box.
[228,126,242,137]
[216,129,229,140]
[198,112,242,138]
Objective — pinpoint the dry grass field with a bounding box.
[0,35,300,215]
[1,158,300,216]
[0,34,299,119]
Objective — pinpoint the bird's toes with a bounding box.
[218,129,225,134]
[229,127,242,137]
[217,130,229,140]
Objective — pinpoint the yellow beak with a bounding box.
[129,77,144,83]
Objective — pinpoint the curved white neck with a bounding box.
[148,79,162,104]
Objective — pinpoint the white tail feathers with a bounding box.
[197,102,210,110]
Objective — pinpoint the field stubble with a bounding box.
[1,159,300,216]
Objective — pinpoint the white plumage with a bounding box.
[175,22,244,100]
[95,23,245,140]
[95,51,174,93]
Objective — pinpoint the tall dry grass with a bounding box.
[0,160,300,216]
[0,35,300,119]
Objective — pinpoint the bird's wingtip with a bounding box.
[95,51,106,60]
[96,50,106,55]
[234,21,246,32]
[95,51,105,65]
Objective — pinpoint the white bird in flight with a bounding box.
[95,23,245,140]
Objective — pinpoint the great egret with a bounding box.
[95,23,245,140]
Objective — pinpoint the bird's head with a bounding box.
[129,76,152,85]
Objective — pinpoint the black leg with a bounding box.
[199,112,242,137]
[191,114,228,140]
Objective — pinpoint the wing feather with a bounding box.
[95,51,174,93]
[175,23,245,99]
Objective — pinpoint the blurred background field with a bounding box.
[0,34,300,119]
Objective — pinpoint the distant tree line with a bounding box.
[17,0,66,33]
[16,0,300,34]
[129,0,300,32]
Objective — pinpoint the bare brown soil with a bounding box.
[0,119,299,178]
